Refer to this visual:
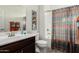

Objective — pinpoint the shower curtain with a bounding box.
[52,5,79,53]
[70,6,79,52]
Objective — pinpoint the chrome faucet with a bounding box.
[8,32,15,37]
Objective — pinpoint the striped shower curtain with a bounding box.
[52,5,79,53]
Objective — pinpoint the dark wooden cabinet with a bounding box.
[23,43,35,53]
[0,36,35,53]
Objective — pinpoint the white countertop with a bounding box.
[0,32,39,46]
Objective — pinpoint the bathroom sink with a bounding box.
[0,36,8,39]
[0,36,9,42]
[0,35,21,46]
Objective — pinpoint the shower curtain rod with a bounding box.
[45,5,77,12]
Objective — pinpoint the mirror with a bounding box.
[0,17,26,32]
[0,17,5,32]
[0,6,26,32]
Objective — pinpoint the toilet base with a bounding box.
[39,47,47,53]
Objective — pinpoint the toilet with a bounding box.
[36,40,47,53]
[35,33,47,53]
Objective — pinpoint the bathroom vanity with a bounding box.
[0,33,38,53]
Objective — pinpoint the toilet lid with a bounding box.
[36,40,47,44]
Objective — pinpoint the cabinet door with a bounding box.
[23,43,35,53]
[0,36,35,53]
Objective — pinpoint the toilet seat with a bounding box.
[36,40,47,48]
[36,40,47,45]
